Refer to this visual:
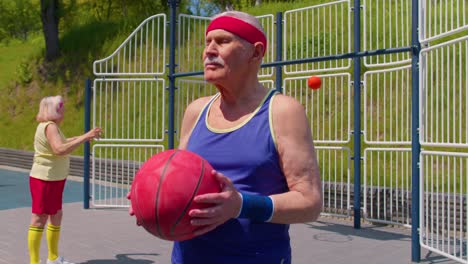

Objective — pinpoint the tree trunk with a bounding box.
[105,0,113,20]
[40,0,60,61]
[120,0,127,18]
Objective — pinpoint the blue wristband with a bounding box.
[237,193,274,222]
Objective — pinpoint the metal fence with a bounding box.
[86,0,467,262]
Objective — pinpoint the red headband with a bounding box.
[206,16,267,55]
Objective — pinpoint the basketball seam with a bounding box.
[155,149,180,239]
[170,158,205,239]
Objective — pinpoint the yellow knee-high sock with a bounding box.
[46,224,61,261]
[28,225,44,264]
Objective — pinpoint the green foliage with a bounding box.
[60,20,121,59]
[286,32,332,59]
[186,0,315,16]
[0,0,466,162]
[185,0,219,16]
[0,37,41,86]
[0,0,41,42]
[0,0,173,154]
[15,59,33,84]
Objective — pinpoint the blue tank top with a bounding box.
[172,89,291,264]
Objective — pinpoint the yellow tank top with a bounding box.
[30,121,70,181]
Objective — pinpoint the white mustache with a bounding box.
[204,57,225,67]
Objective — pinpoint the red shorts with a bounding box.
[29,176,66,215]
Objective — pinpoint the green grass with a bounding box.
[0,35,42,89]
[0,0,466,182]
[0,0,317,152]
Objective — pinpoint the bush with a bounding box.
[0,0,41,42]
[15,60,32,84]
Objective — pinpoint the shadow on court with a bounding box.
[0,167,462,264]
[305,220,410,242]
[423,251,465,264]
[80,253,159,264]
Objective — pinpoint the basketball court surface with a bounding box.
[0,166,459,264]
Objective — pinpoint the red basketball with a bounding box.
[307,76,322,89]
[130,149,220,241]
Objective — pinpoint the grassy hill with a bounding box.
[1,1,466,192]
[0,0,316,154]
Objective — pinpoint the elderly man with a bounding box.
[172,10,323,264]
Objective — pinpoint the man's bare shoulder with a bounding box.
[178,95,216,149]
[270,93,310,139]
[271,93,305,114]
[184,95,215,117]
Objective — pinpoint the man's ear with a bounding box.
[251,42,265,61]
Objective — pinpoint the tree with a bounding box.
[0,0,40,43]
[41,0,60,61]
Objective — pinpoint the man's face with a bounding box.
[203,29,253,85]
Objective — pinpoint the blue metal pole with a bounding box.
[167,0,178,150]
[411,0,421,261]
[83,78,91,209]
[275,12,283,93]
[172,46,413,79]
[353,0,362,229]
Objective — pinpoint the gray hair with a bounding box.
[213,11,265,36]
[36,95,64,122]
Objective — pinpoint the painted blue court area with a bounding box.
[0,168,456,263]
[0,167,124,210]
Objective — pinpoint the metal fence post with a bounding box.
[83,78,91,209]
[353,0,362,229]
[275,12,283,93]
[167,0,178,150]
[411,0,421,260]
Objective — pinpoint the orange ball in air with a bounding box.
[307,76,321,90]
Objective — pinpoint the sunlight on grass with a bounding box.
[0,36,43,90]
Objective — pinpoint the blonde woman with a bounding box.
[28,95,102,264]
